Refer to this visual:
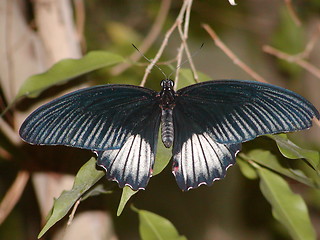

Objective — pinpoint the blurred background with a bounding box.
[0,0,320,239]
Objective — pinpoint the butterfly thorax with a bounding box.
[159,79,176,148]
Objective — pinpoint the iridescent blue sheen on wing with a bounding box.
[172,105,241,191]
[176,80,320,144]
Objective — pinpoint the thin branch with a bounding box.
[263,45,320,79]
[284,0,301,26]
[67,198,81,226]
[296,24,320,59]
[139,20,179,86]
[110,0,171,76]
[202,24,268,83]
[139,0,190,87]
[0,118,20,145]
[0,171,30,224]
[175,39,185,89]
[175,0,190,89]
[175,0,200,90]
[134,57,177,67]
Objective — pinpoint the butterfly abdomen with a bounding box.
[161,109,174,148]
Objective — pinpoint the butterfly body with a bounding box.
[159,79,176,148]
[20,79,319,191]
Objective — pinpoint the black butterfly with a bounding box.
[19,79,319,191]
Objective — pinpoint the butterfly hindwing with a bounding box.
[176,80,320,144]
[96,106,161,190]
[172,106,241,191]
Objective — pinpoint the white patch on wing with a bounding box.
[173,132,239,191]
[97,134,154,190]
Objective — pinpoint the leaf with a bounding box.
[81,184,111,201]
[237,156,258,180]
[38,157,104,238]
[258,167,316,240]
[17,51,124,99]
[268,134,320,174]
[242,149,319,188]
[153,133,172,175]
[177,68,211,89]
[117,133,172,216]
[117,187,138,216]
[132,207,187,240]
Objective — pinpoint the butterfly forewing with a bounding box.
[20,84,162,190]
[20,85,159,151]
[176,80,320,144]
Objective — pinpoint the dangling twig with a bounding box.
[110,0,172,76]
[175,0,200,90]
[139,0,190,87]
[202,23,268,83]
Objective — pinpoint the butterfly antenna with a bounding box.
[132,44,168,80]
[167,43,205,80]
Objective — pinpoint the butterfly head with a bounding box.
[160,79,174,90]
[159,79,176,109]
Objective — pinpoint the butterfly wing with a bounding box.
[20,85,159,150]
[20,85,161,190]
[96,107,161,190]
[176,80,319,144]
[172,106,241,191]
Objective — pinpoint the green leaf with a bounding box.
[237,156,258,180]
[18,51,123,99]
[153,133,171,175]
[117,133,172,216]
[38,157,104,238]
[258,167,316,240]
[268,134,320,174]
[242,149,319,188]
[81,184,112,201]
[132,207,187,240]
[117,187,138,216]
[177,68,211,89]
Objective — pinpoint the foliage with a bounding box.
[1,1,320,240]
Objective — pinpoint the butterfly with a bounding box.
[19,79,319,191]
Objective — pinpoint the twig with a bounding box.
[296,24,320,59]
[67,198,81,226]
[284,0,301,26]
[110,0,171,76]
[175,0,200,90]
[263,45,320,79]
[0,171,30,224]
[0,118,20,145]
[134,57,177,67]
[175,36,185,89]
[202,24,268,83]
[139,0,190,87]
[175,0,190,89]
